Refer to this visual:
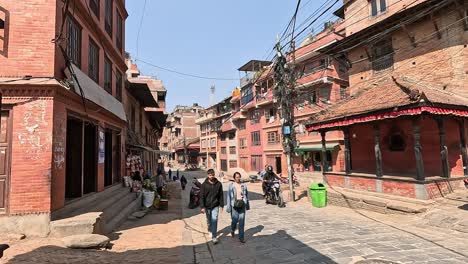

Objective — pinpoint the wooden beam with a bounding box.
[436,118,450,178]
[451,0,468,31]
[401,25,417,47]
[364,46,372,61]
[320,131,329,173]
[343,128,351,175]
[459,119,468,176]
[413,118,425,181]
[430,13,442,39]
[373,124,383,177]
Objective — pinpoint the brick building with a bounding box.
[125,57,167,177]
[163,104,204,167]
[0,0,129,235]
[307,0,468,199]
[197,104,220,169]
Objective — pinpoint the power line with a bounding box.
[135,58,238,81]
[298,14,467,115]
[136,0,148,59]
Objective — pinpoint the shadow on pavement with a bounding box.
[3,226,336,264]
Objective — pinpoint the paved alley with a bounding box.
[2,170,468,264]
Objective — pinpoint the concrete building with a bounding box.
[307,0,468,199]
[164,104,204,167]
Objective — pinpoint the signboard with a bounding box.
[283,125,291,135]
[98,130,105,164]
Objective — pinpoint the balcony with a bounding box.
[195,112,216,124]
[256,90,274,106]
[240,72,255,88]
[372,54,394,73]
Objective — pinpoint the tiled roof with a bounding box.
[307,76,468,126]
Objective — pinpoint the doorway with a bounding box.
[104,130,113,187]
[275,156,282,174]
[83,122,97,195]
[0,110,12,214]
[65,117,83,199]
[112,133,121,184]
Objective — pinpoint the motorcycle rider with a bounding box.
[262,165,281,197]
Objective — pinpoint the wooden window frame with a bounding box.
[88,38,100,83]
[105,0,113,37]
[66,17,82,67]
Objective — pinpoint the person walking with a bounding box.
[176,169,180,180]
[226,172,250,243]
[200,169,224,244]
[180,175,188,190]
[155,173,165,197]
[168,169,172,180]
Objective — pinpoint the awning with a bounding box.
[66,64,127,121]
[127,144,170,155]
[295,143,339,154]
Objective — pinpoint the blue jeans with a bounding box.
[205,207,219,239]
[231,207,245,240]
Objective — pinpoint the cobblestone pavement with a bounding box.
[182,171,468,264]
[1,171,468,264]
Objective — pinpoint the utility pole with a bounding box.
[274,41,297,202]
[183,134,188,166]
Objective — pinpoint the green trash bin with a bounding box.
[309,183,327,208]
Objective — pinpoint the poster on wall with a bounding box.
[98,130,105,163]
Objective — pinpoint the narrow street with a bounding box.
[3,171,467,264]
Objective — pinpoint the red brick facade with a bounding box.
[0,0,129,217]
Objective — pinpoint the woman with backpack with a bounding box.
[226,172,250,243]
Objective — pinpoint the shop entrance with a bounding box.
[104,130,113,187]
[112,134,121,184]
[65,117,83,199]
[275,156,282,174]
[83,122,97,195]
[65,117,98,199]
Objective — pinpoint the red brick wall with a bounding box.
[379,119,416,175]
[445,118,463,176]
[347,6,466,97]
[344,0,427,37]
[349,177,377,192]
[0,0,57,77]
[350,124,376,173]
[7,97,54,215]
[420,117,442,177]
[325,174,345,188]
[382,180,415,198]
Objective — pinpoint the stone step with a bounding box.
[104,193,142,233]
[101,191,139,225]
[51,184,124,220]
[49,212,103,238]
[326,187,430,214]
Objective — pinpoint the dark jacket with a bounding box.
[264,171,280,182]
[200,178,224,209]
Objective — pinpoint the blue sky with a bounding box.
[125,0,334,112]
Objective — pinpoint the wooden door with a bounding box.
[0,110,11,214]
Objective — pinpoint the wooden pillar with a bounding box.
[343,128,351,175]
[436,117,450,178]
[412,118,425,181]
[373,124,383,177]
[320,131,328,172]
[458,119,468,176]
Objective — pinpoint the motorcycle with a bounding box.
[188,179,202,209]
[265,180,285,207]
[280,175,300,187]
